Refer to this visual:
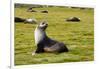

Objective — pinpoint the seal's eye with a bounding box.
[42,22,45,25]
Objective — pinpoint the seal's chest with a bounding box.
[34,29,45,44]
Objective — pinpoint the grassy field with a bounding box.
[15,6,94,65]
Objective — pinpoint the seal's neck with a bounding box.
[34,27,47,45]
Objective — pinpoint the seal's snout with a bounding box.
[45,23,48,27]
[40,21,48,27]
[43,23,48,29]
[39,21,48,30]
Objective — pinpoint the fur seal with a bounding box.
[15,17,25,22]
[41,10,48,13]
[66,17,80,22]
[32,21,68,55]
[27,7,37,12]
[24,18,37,24]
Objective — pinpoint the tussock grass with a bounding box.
[15,7,94,65]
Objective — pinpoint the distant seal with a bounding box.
[66,17,80,22]
[24,18,37,24]
[32,21,68,55]
[41,10,48,13]
[27,7,37,12]
[15,17,25,22]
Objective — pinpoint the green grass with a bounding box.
[15,7,94,65]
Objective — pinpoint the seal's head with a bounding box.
[37,21,48,31]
